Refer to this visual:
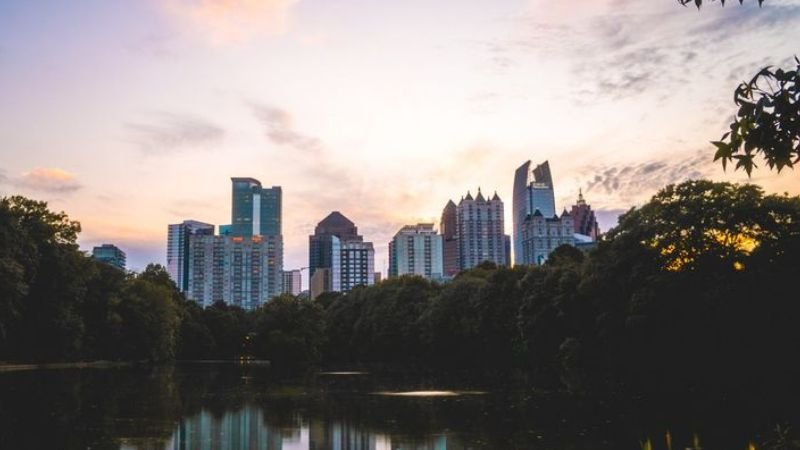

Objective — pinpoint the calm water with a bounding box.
[0,363,795,450]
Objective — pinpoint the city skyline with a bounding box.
[1,0,799,274]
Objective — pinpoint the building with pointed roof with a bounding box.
[450,188,509,271]
[519,208,576,266]
[571,189,601,240]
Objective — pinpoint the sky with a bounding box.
[1,0,799,280]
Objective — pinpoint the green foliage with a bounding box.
[253,294,326,366]
[117,265,183,362]
[713,59,800,175]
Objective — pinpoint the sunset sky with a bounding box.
[1,0,799,277]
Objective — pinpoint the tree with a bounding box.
[253,294,326,366]
[117,265,182,362]
[675,0,799,175]
[713,59,800,175]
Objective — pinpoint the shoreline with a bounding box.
[0,360,134,373]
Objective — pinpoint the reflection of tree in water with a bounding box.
[1,364,799,450]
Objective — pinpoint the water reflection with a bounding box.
[163,405,447,450]
[0,364,796,450]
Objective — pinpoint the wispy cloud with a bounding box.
[160,0,300,45]
[16,167,82,194]
[583,150,712,202]
[249,103,322,153]
[126,112,224,155]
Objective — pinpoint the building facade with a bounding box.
[519,210,576,266]
[308,212,375,297]
[92,244,126,270]
[439,200,459,277]
[167,220,215,293]
[454,189,509,270]
[571,189,600,240]
[222,177,282,237]
[282,269,302,296]
[187,234,282,309]
[388,223,444,280]
[513,160,556,265]
[168,177,284,309]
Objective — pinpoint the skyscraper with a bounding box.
[308,212,374,296]
[188,234,282,309]
[454,189,508,270]
[513,160,556,265]
[571,189,600,240]
[167,220,214,293]
[440,200,459,277]
[309,211,360,279]
[222,177,282,237]
[388,223,444,280]
[169,177,284,309]
[92,244,126,270]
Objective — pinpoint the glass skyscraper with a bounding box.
[167,220,215,293]
[92,244,126,270]
[224,177,282,237]
[167,177,283,309]
[512,160,556,265]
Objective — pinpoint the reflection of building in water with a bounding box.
[309,421,376,450]
[380,435,447,450]
[308,421,447,450]
[168,405,308,450]
[165,407,448,450]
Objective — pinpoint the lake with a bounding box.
[0,363,794,449]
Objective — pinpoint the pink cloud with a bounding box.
[161,0,300,44]
[17,167,82,194]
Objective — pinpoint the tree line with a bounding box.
[2,179,799,397]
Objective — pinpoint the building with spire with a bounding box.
[571,189,600,240]
[450,188,509,271]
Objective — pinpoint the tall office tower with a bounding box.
[388,223,444,280]
[440,200,459,277]
[454,188,508,270]
[187,235,282,309]
[92,244,126,270]
[222,177,282,237]
[308,211,360,278]
[308,212,374,296]
[571,189,600,240]
[520,209,576,265]
[513,160,557,265]
[282,269,302,296]
[167,220,214,293]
